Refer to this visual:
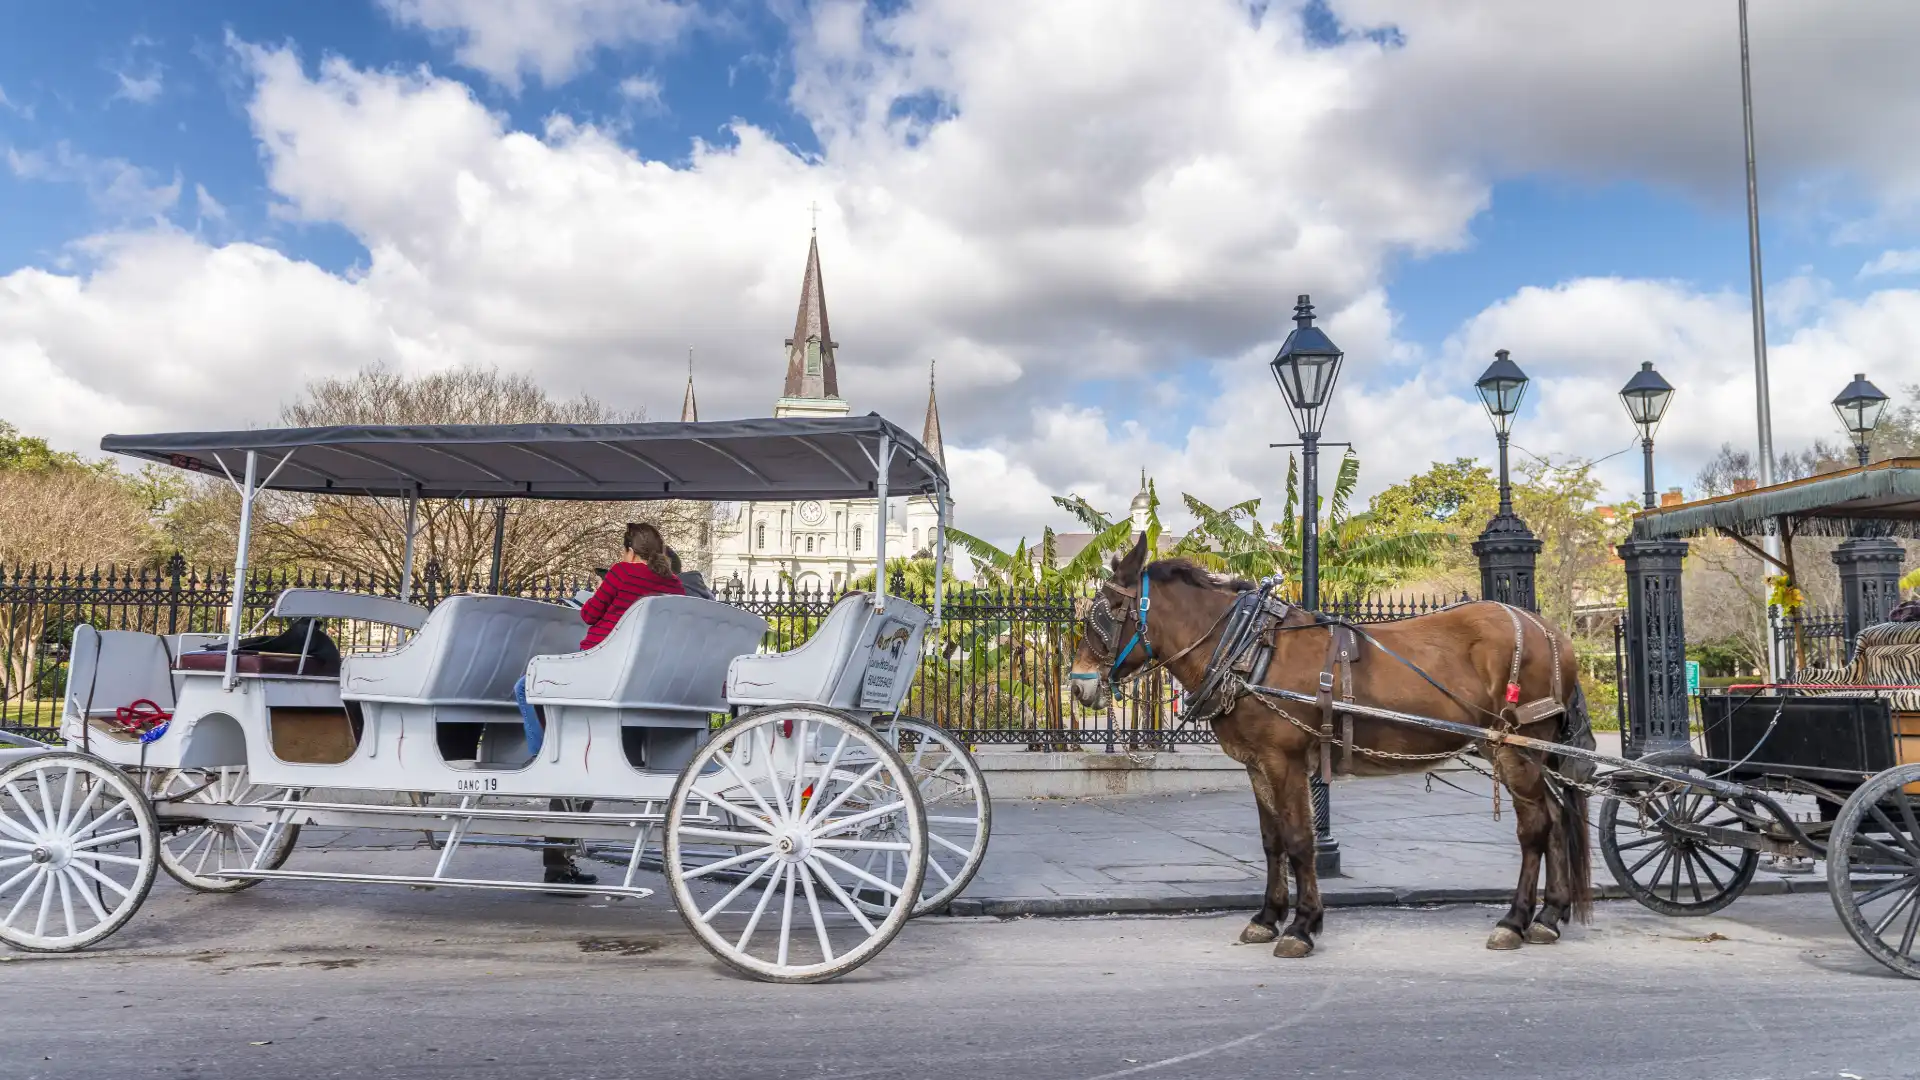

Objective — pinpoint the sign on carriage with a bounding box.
[859,615,914,711]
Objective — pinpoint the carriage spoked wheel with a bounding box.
[874,716,991,917]
[665,706,926,983]
[0,752,159,952]
[1827,763,1920,980]
[149,767,302,893]
[1600,789,1760,916]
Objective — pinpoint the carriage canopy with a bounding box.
[1633,458,1920,541]
[99,415,946,501]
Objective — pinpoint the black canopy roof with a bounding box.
[1633,458,1920,540]
[100,415,946,501]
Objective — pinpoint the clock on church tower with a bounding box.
[798,500,825,526]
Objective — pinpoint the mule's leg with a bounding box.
[1487,749,1555,950]
[1529,785,1573,944]
[1239,766,1287,945]
[1272,753,1323,959]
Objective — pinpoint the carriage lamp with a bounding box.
[1475,349,1529,514]
[1619,361,1675,510]
[1833,373,1889,468]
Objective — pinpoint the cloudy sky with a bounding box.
[4,0,1920,547]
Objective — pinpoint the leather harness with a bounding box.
[1147,582,1568,780]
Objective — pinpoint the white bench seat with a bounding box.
[725,593,929,714]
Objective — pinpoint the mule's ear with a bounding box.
[1110,532,1148,585]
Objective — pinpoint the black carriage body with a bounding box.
[1701,693,1899,786]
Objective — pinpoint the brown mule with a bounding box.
[1070,536,1593,957]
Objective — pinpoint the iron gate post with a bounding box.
[1832,536,1904,661]
[1472,514,1542,611]
[1618,536,1690,759]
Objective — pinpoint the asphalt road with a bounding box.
[2,870,1914,1080]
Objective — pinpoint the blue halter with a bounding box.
[1107,574,1153,678]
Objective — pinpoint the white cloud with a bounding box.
[617,73,664,109]
[7,5,1920,550]
[378,0,696,90]
[112,69,164,105]
[1861,250,1920,278]
[6,142,182,219]
[0,84,29,119]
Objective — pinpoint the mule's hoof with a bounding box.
[1523,922,1561,945]
[1272,936,1314,959]
[1486,926,1524,951]
[1239,922,1278,945]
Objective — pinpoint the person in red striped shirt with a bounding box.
[515,522,685,886]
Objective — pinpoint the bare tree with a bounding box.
[0,467,158,703]
[168,365,716,588]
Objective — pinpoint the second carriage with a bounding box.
[0,415,990,982]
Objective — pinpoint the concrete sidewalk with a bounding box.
[946,765,1830,917]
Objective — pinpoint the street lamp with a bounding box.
[1471,350,1542,610]
[1269,293,1345,877]
[1475,349,1529,516]
[1833,373,1889,468]
[1619,361,1675,509]
[1269,294,1345,612]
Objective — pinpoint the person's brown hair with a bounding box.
[623,522,673,577]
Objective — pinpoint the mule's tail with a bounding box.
[1556,766,1594,923]
[1551,681,1596,923]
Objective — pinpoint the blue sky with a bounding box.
[5,1,1920,544]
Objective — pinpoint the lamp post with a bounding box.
[1471,350,1542,610]
[1834,373,1889,468]
[1620,361,1676,509]
[1830,373,1902,652]
[1269,293,1345,875]
[1614,361,1686,758]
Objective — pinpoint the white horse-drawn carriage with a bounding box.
[0,416,988,982]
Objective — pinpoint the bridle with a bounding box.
[1071,576,1154,689]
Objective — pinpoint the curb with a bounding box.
[938,873,1829,919]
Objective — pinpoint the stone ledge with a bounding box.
[975,751,1243,798]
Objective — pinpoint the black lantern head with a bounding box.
[1619,361,1674,437]
[1833,372,1889,450]
[1475,349,1529,436]
[1269,294,1345,437]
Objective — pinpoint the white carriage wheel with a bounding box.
[665,706,926,983]
[150,767,302,893]
[0,752,159,953]
[877,717,990,917]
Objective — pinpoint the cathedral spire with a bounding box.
[781,233,839,401]
[680,346,698,423]
[921,358,945,469]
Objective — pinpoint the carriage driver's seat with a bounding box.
[724,592,930,714]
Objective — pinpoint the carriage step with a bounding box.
[213,867,654,900]
[253,799,674,825]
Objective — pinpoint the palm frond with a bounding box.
[1051,494,1116,533]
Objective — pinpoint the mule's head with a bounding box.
[1069,534,1151,707]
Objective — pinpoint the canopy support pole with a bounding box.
[488,502,507,594]
[1717,527,1791,576]
[222,451,260,692]
[399,488,421,603]
[873,433,892,611]
[931,480,948,627]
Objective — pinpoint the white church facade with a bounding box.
[699,234,947,595]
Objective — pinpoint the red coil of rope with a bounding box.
[111,698,173,735]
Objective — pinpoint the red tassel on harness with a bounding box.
[1505,682,1522,704]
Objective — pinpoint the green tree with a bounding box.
[1174,451,1450,600]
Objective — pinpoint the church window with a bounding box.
[806,536,815,553]
[853,524,862,551]
[805,338,822,377]
[912,528,920,550]
[756,522,766,550]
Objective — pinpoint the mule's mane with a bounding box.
[1143,558,1254,593]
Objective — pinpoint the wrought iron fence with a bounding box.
[1770,607,1850,682]
[2,557,1465,750]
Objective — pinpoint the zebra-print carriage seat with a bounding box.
[1799,621,1920,709]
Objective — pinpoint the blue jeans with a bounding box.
[513,676,543,756]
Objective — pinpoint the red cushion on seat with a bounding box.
[176,651,340,678]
